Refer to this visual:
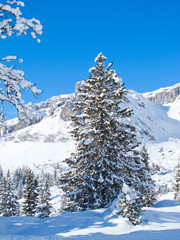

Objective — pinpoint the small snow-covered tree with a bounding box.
[140,144,156,206]
[118,144,156,224]
[0,0,42,127]
[60,53,143,211]
[119,183,143,225]
[16,179,23,200]
[0,177,19,216]
[0,165,3,181]
[36,176,52,218]
[174,156,180,201]
[22,169,38,216]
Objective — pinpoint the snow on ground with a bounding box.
[0,200,179,240]
[127,90,180,142]
[0,140,75,174]
[165,97,180,121]
[147,138,180,191]
[0,115,76,173]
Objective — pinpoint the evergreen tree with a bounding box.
[0,177,6,216]
[118,144,156,224]
[140,144,156,206]
[0,177,19,216]
[36,177,52,218]
[60,53,143,211]
[174,156,180,201]
[119,184,143,225]
[16,179,24,200]
[6,169,10,179]
[22,169,38,216]
[0,165,3,182]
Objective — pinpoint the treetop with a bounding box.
[94,52,107,62]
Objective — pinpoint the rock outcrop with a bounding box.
[60,100,74,121]
[143,83,180,104]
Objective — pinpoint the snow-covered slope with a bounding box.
[165,96,180,121]
[143,83,180,121]
[0,94,76,173]
[125,90,180,141]
[0,200,179,239]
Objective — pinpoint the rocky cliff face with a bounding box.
[143,83,180,104]
[6,94,74,134]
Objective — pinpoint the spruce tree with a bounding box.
[140,144,156,206]
[174,156,180,201]
[60,53,143,211]
[17,179,23,200]
[0,177,19,216]
[119,184,143,225]
[0,177,7,216]
[0,165,3,182]
[22,169,38,216]
[36,176,52,218]
[118,144,156,224]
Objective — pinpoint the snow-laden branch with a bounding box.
[0,0,42,126]
[0,0,42,42]
[0,60,41,112]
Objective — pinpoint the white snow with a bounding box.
[147,138,180,191]
[0,115,75,172]
[94,52,107,62]
[0,141,74,172]
[0,1,42,39]
[165,97,180,121]
[0,200,179,239]
[126,90,180,142]
[2,56,17,61]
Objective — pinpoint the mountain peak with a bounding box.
[143,83,180,104]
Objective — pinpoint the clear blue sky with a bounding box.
[1,0,180,112]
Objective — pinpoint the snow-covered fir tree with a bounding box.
[0,165,3,181]
[118,183,143,225]
[36,175,52,218]
[140,144,156,206]
[6,169,10,179]
[174,156,180,201]
[22,169,38,216]
[16,179,24,200]
[118,144,156,224]
[0,177,19,216]
[60,53,145,211]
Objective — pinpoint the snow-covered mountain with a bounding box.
[143,83,180,104]
[0,83,180,193]
[143,83,180,121]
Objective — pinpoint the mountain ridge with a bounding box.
[143,82,180,104]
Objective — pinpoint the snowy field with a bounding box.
[0,199,179,240]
